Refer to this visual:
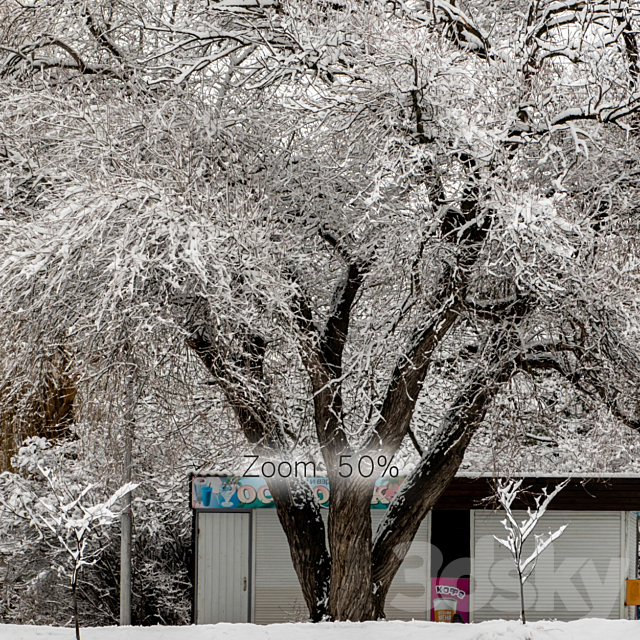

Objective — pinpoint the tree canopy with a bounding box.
[2,0,640,622]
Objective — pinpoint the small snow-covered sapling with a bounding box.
[493,478,569,624]
[3,462,137,640]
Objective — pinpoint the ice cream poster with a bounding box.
[192,477,267,509]
[430,578,469,623]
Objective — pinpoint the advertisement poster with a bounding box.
[430,578,470,623]
[191,475,406,509]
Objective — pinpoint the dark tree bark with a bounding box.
[325,473,378,620]
[73,572,80,640]
[266,477,331,621]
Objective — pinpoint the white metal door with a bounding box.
[196,512,251,623]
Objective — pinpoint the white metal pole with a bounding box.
[120,363,134,626]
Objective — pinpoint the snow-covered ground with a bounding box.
[1,619,638,640]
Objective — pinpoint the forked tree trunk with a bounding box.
[187,257,515,622]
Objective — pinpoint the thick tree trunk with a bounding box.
[326,472,378,620]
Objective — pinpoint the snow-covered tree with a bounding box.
[0,441,136,639]
[493,478,569,624]
[2,0,640,623]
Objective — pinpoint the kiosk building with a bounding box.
[191,474,640,624]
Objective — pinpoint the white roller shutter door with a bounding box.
[253,509,309,623]
[473,510,623,622]
[253,509,430,623]
[625,512,639,619]
[371,510,431,621]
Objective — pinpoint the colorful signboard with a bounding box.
[430,578,470,623]
[191,475,406,509]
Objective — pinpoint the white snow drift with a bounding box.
[0,619,638,640]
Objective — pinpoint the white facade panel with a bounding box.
[473,510,624,622]
[196,512,251,624]
[625,512,639,619]
[253,509,430,624]
[254,509,308,623]
[371,510,431,621]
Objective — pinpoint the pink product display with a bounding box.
[430,578,469,623]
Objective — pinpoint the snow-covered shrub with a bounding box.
[0,437,136,640]
[85,477,193,626]
[0,437,192,627]
[0,437,106,625]
[128,481,193,626]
